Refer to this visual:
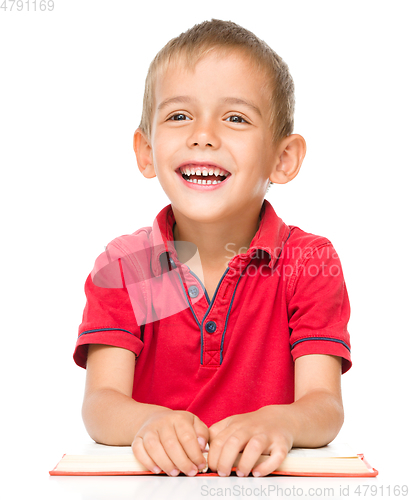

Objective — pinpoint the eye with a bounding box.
[168,113,191,121]
[226,115,249,124]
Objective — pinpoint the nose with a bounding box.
[187,118,221,149]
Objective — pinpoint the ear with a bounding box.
[269,134,306,184]
[133,128,156,179]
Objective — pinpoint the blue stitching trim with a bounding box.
[78,328,135,338]
[200,268,230,365]
[188,269,211,305]
[279,228,292,253]
[220,271,244,364]
[174,271,201,330]
[291,337,351,352]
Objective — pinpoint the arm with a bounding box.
[82,344,165,445]
[286,353,344,447]
[82,344,209,476]
[207,354,343,477]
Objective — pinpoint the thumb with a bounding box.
[193,415,209,451]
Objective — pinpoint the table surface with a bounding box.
[4,436,406,500]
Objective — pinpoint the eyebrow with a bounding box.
[157,96,195,111]
[221,97,262,117]
[157,95,262,117]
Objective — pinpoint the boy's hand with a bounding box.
[207,406,294,477]
[131,409,209,477]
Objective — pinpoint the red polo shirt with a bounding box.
[74,200,351,427]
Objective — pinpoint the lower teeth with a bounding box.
[189,179,222,184]
[182,175,226,185]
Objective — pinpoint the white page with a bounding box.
[288,443,358,458]
[65,441,357,458]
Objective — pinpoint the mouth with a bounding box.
[177,163,231,185]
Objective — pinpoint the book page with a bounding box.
[65,441,357,459]
[288,443,358,458]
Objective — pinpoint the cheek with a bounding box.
[151,137,169,167]
[231,135,265,167]
[152,129,180,163]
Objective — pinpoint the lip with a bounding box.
[176,161,232,191]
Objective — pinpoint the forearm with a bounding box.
[262,389,344,449]
[82,388,169,446]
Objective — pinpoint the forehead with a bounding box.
[154,49,271,110]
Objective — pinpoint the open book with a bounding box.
[50,442,378,477]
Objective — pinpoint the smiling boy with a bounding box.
[74,19,351,478]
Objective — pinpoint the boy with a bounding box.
[74,19,351,478]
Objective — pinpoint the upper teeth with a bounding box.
[180,166,228,177]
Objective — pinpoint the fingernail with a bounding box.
[253,471,261,477]
[236,470,244,477]
[187,469,198,477]
[152,466,161,474]
[197,437,206,449]
[170,469,179,476]
[198,463,206,470]
[218,470,227,477]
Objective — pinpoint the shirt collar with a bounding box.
[149,199,290,277]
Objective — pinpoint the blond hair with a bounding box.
[139,19,295,190]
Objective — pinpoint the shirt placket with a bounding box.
[188,258,249,367]
[168,252,252,367]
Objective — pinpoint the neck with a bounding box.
[171,203,263,271]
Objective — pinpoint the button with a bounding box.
[188,285,199,298]
[205,321,217,333]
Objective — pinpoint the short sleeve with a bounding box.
[287,241,352,373]
[73,265,144,369]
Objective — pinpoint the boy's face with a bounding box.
[143,50,280,223]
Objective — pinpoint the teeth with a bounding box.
[188,178,222,184]
[180,166,228,177]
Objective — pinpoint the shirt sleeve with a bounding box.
[287,240,352,373]
[73,260,144,369]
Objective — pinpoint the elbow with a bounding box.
[323,395,345,446]
[81,389,107,445]
[81,399,98,444]
[309,390,345,447]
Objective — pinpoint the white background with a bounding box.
[1,1,409,499]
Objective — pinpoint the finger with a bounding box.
[207,417,240,474]
[158,423,201,476]
[131,435,162,475]
[235,433,269,477]
[211,430,248,477]
[173,421,207,473]
[209,417,230,442]
[251,443,289,477]
[139,429,180,477]
[207,434,224,473]
[193,415,209,453]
